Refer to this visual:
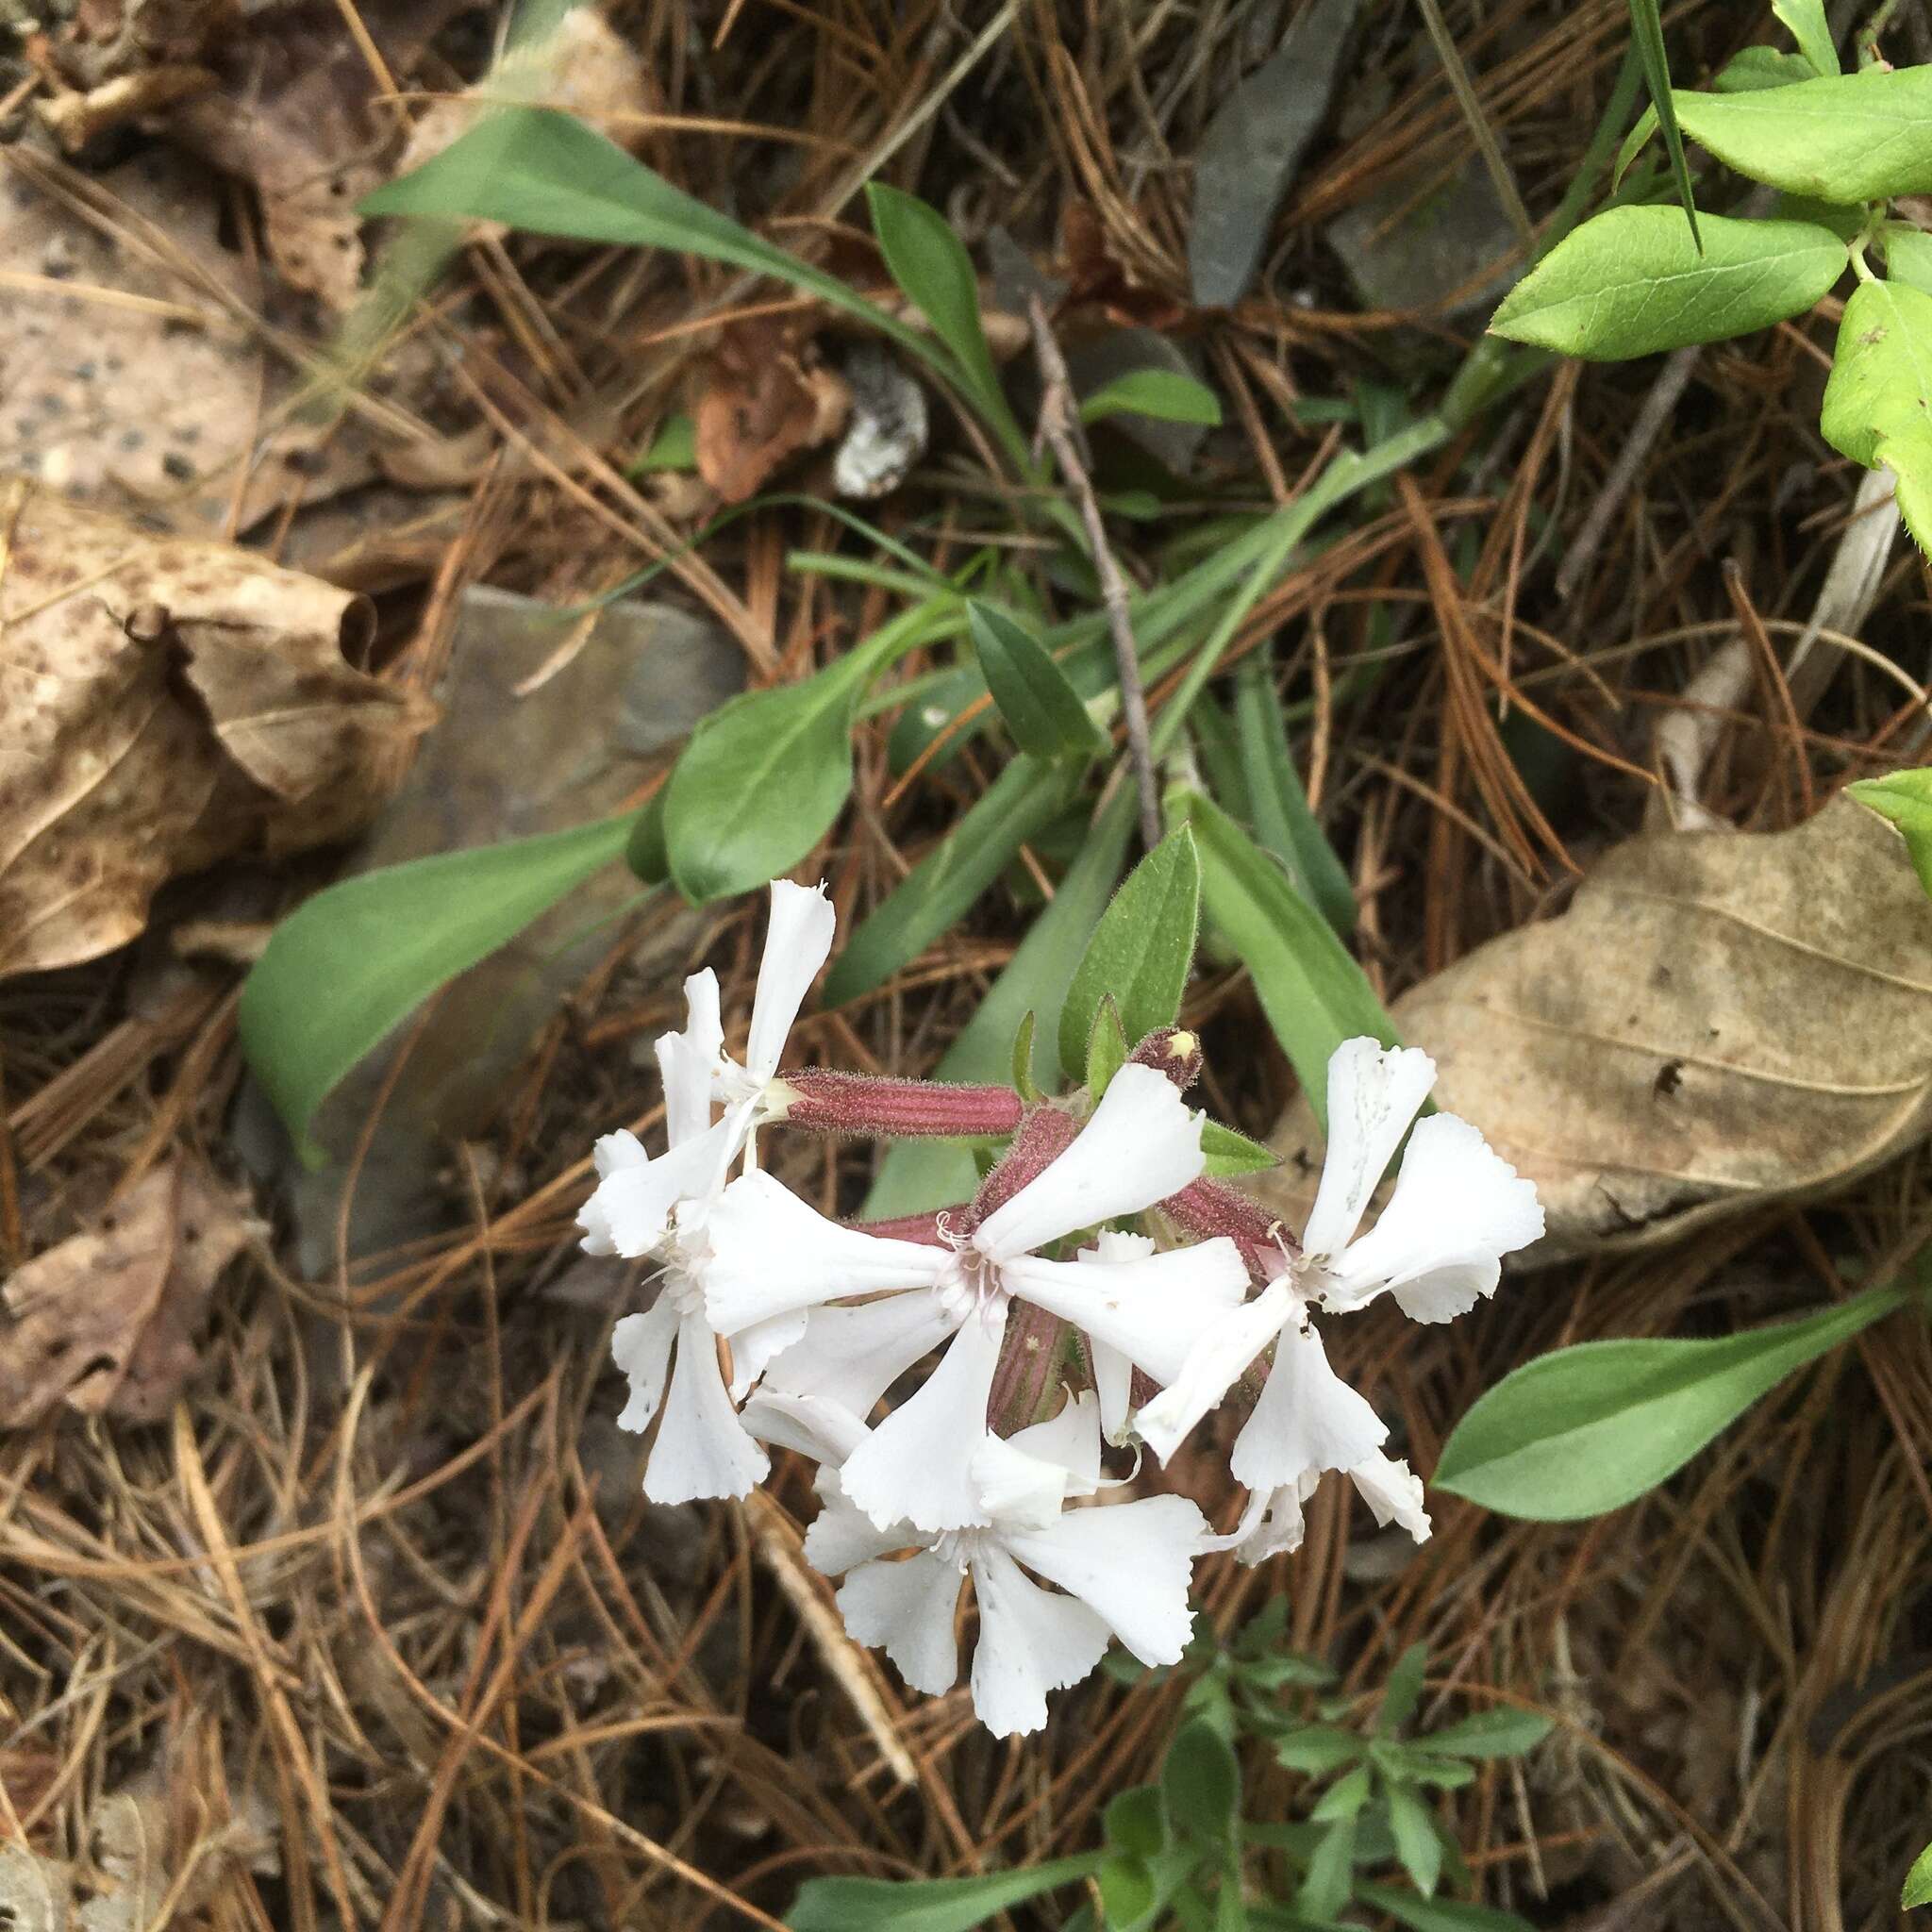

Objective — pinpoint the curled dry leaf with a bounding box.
[1259,795,1932,1256]
[0,1160,255,1429]
[0,480,432,975]
[694,316,853,504]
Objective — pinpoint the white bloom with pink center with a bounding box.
[806,1393,1206,1737]
[1137,1040,1542,1526]
[702,1063,1248,1533]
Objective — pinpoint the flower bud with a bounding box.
[986,1301,1074,1438]
[965,1104,1079,1230]
[1160,1176,1297,1286]
[1129,1025,1203,1091]
[767,1069,1024,1140]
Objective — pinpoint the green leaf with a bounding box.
[1310,1765,1372,1823]
[1672,67,1932,201]
[1296,1822,1357,1924]
[664,661,865,904]
[1433,1277,1918,1520]
[1713,45,1819,92]
[364,108,931,367]
[1085,994,1130,1097]
[1373,1748,1477,1791]
[1355,1882,1540,1932]
[1098,1856,1158,1930]
[1849,769,1932,898]
[862,790,1134,1216]
[1201,1118,1280,1177]
[1625,0,1701,246]
[966,601,1108,760]
[635,413,696,471]
[1904,1838,1932,1908]
[1488,208,1845,358]
[1233,650,1356,935]
[1058,825,1201,1077]
[625,787,669,884]
[1081,367,1224,427]
[1173,790,1399,1134]
[1164,1718,1243,1843]
[1273,1727,1364,1776]
[1821,281,1932,554]
[787,1854,1102,1932]
[1772,0,1838,76]
[1423,1708,1555,1759]
[1386,1786,1443,1898]
[1882,224,1932,296]
[1106,1786,1169,1862]
[1010,1009,1041,1103]
[1379,1644,1429,1736]
[865,181,1022,456]
[823,754,1076,1007]
[240,815,636,1158]
[1611,101,1658,189]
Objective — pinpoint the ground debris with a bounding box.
[0,1159,255,1428]
[0,479,432,974]
[695,314,854,504]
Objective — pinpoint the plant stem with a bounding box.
[1027,295,1163,851]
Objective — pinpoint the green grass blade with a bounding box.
[1625,0,1702,249]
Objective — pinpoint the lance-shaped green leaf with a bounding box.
[967,601,1108,760]
[241,814,637,1158]
[1848,768,1932,898]
[1058,825,1201,1077]
[1162,1718,1241,1844]
[821,754,1076,1007]
[1234,650,1357,935]
[1773,0,1838,76]
[1625,0,1700,245]
[1672,66,1932,201]
[1489,207,1845,359]
[1173,790,1398,1133]
[1713,45,1817,92]
[1081,368,1224,426]
[1386,1784,1443,1898]
[1433,1276,1920,1519]
[1422,1708,1554,1758]
[788,1853,1102,1932]
[362,108,934,368]
[866,181,1024,458]
[1822,280,1932,555]
[1201,1119,1278,1177]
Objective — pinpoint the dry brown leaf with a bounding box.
[694,317,853,504]
[0,480,432,974]
[1259,795,1932,1256]
[0,1843,72,1932]
[0,1161,254,1429]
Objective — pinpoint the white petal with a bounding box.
[701,1171,953,1335]
[1319,1113,1543,1317]
[1228,1320,1386,1493]
[1003,1238,1247,1387]
[683,969,724,1066]
[1300,1040,1437,1261]
[972,1064,1206,1260]
[579,1119,740,1258]
[611,1297,679,1434]
[741,1389,871,1466]
[1005,1389,1103,1496]
[970,1434,1069,1531]
[1091,1340,1134,1445]
[839,1552,961,1699]
[1349,1452,1432,1542]
[762,1291,961,1420]
[806,1491,918,1577]
[725,1309,808,1402]
[746,879,836,1080]
[839,1304,1008,1533]
[967,1543,1112,1738]
[1003,1492,1204,1666]
[1133,1280,1295,1466]
[642,1312,768,1504]
[1234,1474,1323,1566]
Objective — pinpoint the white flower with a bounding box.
[1216,1451,1431,1564]
[702,1063,1248,1532]
[586,883,837,1506]
[1138,1040,1541,1504]
[579,881,835,1261]
[806,1393,1206,1737]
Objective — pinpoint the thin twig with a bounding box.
[1026,295,1162,849]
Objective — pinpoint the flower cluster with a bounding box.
[583,882,1543,1736]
